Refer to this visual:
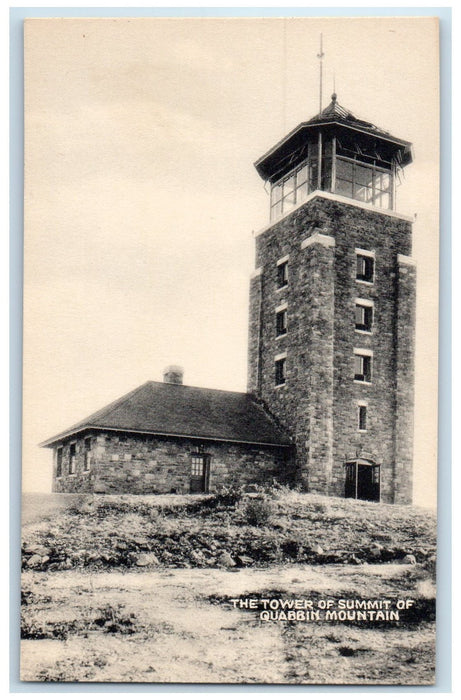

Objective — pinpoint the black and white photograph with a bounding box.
[21,16,439,685]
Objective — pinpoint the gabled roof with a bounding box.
[40,382,292,448]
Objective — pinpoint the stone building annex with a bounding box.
[42,94,416,504]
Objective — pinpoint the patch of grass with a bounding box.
[21,601,142,640]
[92,603,139,635]
[21,617,82,641]
[21,590,52,607]
[338,645,358,657]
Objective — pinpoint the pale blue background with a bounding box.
[10,6,452,693]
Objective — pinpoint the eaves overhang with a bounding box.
[254,119,413,181]
[40,424,293,449]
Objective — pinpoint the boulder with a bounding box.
[217,552,236,568]
[235,554,254,567]
[400,554,417,565]
[311,545,324,556]
[369,543,383,558]
[24,544,50,557]
[370,542,383,551]
[133,552,160,567]
[190,550,206,564]
[26,554,43,569]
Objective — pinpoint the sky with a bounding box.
[22,16,439,506]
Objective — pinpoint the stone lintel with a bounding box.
[397,253,416,266]
[301,232,336,250]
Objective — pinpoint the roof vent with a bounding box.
[163,365,184,385]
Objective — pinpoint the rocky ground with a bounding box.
[20,489,437,685]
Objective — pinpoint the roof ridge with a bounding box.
[147,380,249,397]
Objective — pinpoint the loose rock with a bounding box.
[401,554,417,565]
[24,544,50,557]
[236,554,254,567]
[133,552,160,567]
[26,554,43,569]
[311,545,324,556]
[217,552,236,568]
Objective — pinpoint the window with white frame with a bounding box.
[354,349,373,383]
[335,157,392,209]
[355,249,375,283]
[191,455,206,476]
[355,298,374,333]
[270,160,311,220]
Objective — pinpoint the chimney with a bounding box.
[163,365,184,385]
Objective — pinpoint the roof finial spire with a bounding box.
[332,72,337,102]
[317,33,325,114]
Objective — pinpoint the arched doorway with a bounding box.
[344,458,380,502]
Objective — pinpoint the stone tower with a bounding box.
[248,95,415,504]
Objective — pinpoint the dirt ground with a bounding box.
[20,492,436,685]
[21,563,435,685]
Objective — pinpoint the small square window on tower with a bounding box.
[276,304,288,337]
[357,403,368,431]
[275,354,287,386]
[355,299,374,332]
[276,258,288,288]
[354,349,373,383]
[355,249,375,283]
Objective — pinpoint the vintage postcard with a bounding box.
[21,16,439,684]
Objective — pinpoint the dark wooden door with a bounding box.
[357,464,380,501]
[345,461,380,502]
[345,462,357,499]
[190,454,210,494]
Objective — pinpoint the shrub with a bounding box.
[212,481,246,507]
[93,603,138,634]
[239,497,274,526]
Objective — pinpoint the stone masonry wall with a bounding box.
[250,194,414,502]
[248,270,263,394]
[393,257,417,504]
[299,235,335,493]
[328,199,413,503]
[51,436,96,493]
[52,432,294,494]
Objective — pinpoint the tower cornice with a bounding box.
[254,190,414,238]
